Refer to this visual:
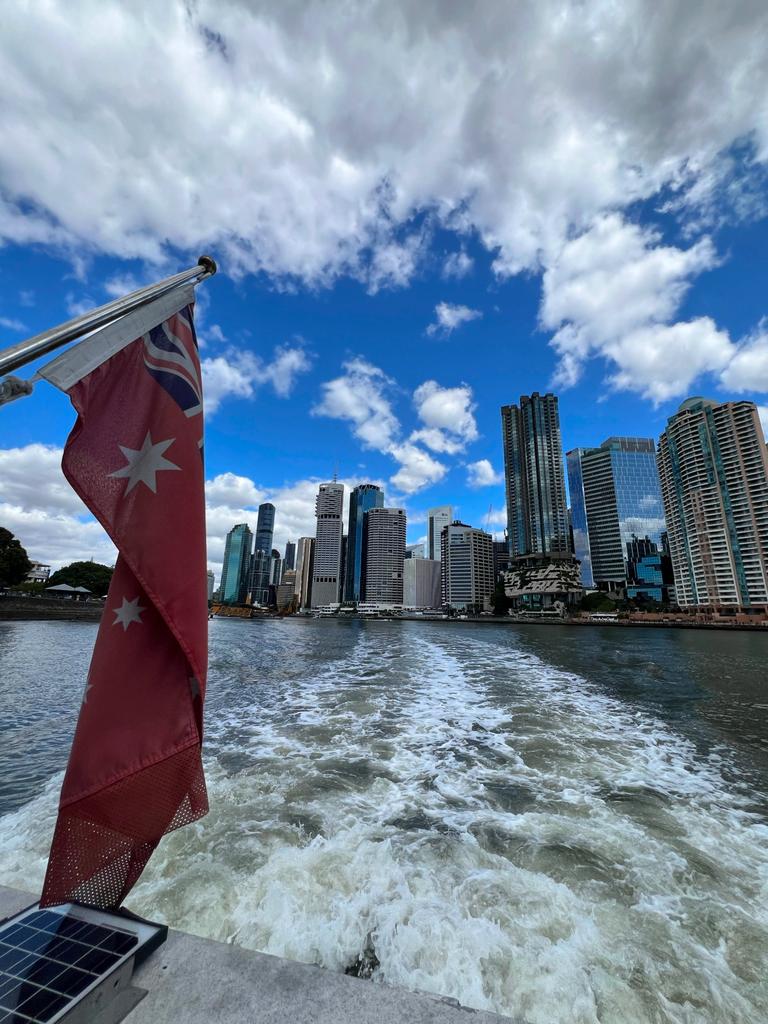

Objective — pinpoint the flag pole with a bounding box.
[0,255,217,378]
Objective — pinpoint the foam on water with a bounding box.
[1,621,767,1023]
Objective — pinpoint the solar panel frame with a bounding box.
[0,902,167,1024]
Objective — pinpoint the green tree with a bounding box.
[47,560,114,595]
[0,528,32,586]
[579,591,616,613]
[491,580,512,615]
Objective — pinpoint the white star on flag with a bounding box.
[109,431,180,494]
[113,596,146,631]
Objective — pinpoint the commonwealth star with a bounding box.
[109,431,180,494]
[113,596,146,631]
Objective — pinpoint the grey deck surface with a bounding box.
[0,885,522,1023]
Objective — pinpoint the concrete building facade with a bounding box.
[294,537,315,608]
[403,558,441,608]
[501,393,570,558]
[362,507,406,604]
[311,483,345,607]
[427,506,452,561]
[657,398,768,611]
[441,522,494,610]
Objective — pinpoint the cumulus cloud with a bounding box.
[312,361,483,492]
[466,459,503,487]
[720,320,768,392]
[0,1,767,291]
[0,315,26,332]
[426,302,482,337]
[202,343,311,414]
[413,381,478,445]
[540,213,734,401]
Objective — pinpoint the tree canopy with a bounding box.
[0,528,32,587]
[47,561,114,595]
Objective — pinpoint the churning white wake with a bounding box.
[1,622,766,1024]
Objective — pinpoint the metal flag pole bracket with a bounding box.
[0,254,217,405]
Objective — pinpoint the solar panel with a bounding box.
[0,903,166,1023]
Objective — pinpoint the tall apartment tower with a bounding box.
[294,536,315,608]
[566,438,666,590]
[427,506,452,561]
[248,502,276,604]
[311,482,345,606]
[657,398,768,611]
[219,523,253,605]
[501,394,570,558]
[361,507,406,604]
[345,484,383,601]
[441,522,494,610]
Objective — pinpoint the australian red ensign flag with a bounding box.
[38,284,208,908]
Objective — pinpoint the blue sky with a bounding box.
[1,2,767,578]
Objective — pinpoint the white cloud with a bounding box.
[426,301,482,337]
[388,443,447,494]
[312,358,400,451]
[0,3,766,288]
[466,459,503,488]
[541,213,733,400]
[202,343,311,414]
[442,251,473,279]
[0,315,26,331]
[413,380,478,444]
[313,360,461,493]
[720,320,768,392]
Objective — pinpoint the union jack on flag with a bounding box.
[143,305,203,419]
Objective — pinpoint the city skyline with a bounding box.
[2,5,768,584]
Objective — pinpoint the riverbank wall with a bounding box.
[0,885,520,1023]
[0,597,104,622]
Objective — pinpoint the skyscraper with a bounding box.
[248,502,276,604]
[501,393,569,558]
[206,570,215,602]
[219,524,253,605]
[441,522,494,610]
[294,536,315,608]
[405,542,425,559]
[658,398,768,611]
[427,505,452,561]
[567,438,665,590]
[344,484,384,601]
[283,540,296,574]
[311,482,344,606]
[362,507,406,604]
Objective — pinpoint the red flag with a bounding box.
[38,285,208,908]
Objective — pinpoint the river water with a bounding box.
[0,618,767,1023]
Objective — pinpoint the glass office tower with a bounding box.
[566,448,594,587]
[344,484,383,602]
[219,523,253,604]
[570,438,666,589]
[249,502,276,604]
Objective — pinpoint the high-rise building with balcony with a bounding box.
[403,558,441,608]
[501,393,570,558]
[567,438,666,590]
[427,506,452,561]
[311,482,345,607]
[362,507,406,604]
[441,522,494,610]
[294,537,315,608]
[657,398,768,611]
[345,484,383,602]
[219,523,253,605]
